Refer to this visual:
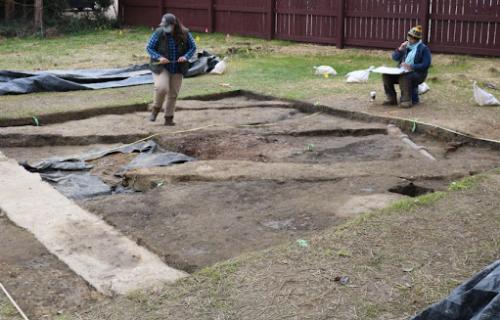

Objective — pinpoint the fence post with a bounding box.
[267,0,276,40]
[420,0,431,43]
[34,0,43,33]
[5,0,15,21]
[208,0,215,33]
[120,0,125,24]
[158,0,164,22]
[336,0,345,48]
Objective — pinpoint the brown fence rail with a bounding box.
[120,0,500,57]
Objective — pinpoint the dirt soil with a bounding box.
[74,172,500,320]
[316,93,500,141]
[0,98,300,144]
[1,96,499,319]
[0,213,101,318]
[79,179,405,272]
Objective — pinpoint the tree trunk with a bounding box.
[5,0,15,21]
[34,0,43,31]
[23,0,29,20]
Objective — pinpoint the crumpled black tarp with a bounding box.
[21,140,195,199]
[412,260,500,320]
[0,51,220,95]
[118,151,195,174]
[21,140,158,173]
[41,172,112,200]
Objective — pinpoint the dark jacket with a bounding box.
[392,43,432,77]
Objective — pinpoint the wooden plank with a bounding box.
[431,13,500,23]
[430,44,500,56]
[213,5,267,13]
[344,38,400,48]
[275,34,337,45]
[275,8,337,16]
[208,0,214,32]
[420,0,430,41]
[267,0,275,40]
[164,2,209,10]
[345,11,418,19]
[337,0,345,48]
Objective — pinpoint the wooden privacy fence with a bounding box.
[120,0,500,56]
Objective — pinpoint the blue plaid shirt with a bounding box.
[146,31,197,74]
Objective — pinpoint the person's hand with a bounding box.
[158,57,169,64]
[177,56,187,63]
[401,63,413,71]
[398,41,409,51]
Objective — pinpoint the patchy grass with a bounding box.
[0,28,153,70]
[198,260,239,284]
[77,171,500,320]
[449,175,486,191]
[0,296,21,320]
[0,28,290,70]
[386,191,446,212]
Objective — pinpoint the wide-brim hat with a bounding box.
[408,25,423,39]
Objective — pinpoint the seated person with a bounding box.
[383,25,432,108]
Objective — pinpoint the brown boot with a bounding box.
[164,116,176,126]
[400,101,412,108]
[382,98,397,106]
[149,111,159,122]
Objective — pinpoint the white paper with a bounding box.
[372,66,407,75]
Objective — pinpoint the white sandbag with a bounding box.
[346,66,375,83]
[473,81,499,106]
[314,65,337,76]
[211,57,228,75]
[418,82,430,95]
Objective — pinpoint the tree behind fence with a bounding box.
[120,0,500,57]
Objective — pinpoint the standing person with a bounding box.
[146,13,197,125]
[382,25,432,108]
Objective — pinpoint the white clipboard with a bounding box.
[372,66,408,75]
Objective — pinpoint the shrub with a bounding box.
[0,0,117,37]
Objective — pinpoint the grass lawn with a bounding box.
[1,28,499,138]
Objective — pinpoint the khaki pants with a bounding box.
[152,70,183,118]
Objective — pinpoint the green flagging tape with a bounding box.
[32,116,40,127]
[411,120,417,133]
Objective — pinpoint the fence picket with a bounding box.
[121,0,500,56]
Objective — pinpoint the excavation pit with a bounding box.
[1,93,499,317]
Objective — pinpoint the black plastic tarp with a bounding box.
[118,152,195,174]
[412,260,500,320]
[21,141,195,199]
[0,51,220,95]
[21,140,159,173]
[41,172,112,199]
